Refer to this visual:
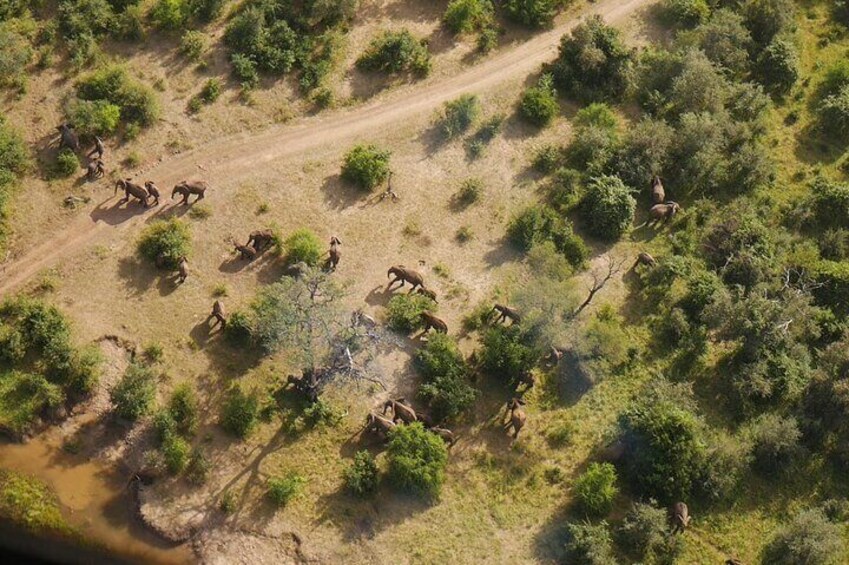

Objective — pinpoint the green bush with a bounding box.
[580,175,636,241]
[553,15,633,102]
[180,30,207,61]
[504,0,563,28]
[230,53,259,89]
[744,0,795,47]
[439,94,480,139]
[109,363,156,421]
[188,0,223,22]
[677,9,752,78]
[167,383,198,435]
[386,423,448,498]
[443,0,493,34]
[532,144,561,173]
[837,1,849,26]
[567,123,617,174]
[0,118,29,176]
[58,0,115,40]
[73,65,160,130]
[150,0,189,30]
[507,204,588,266]
[160,432,190,474]
[281,228,322,266]
[564,521,616,565]
[224,8,301,74]
[519,74,558,127]
[186,449,210,484]
[478,325,537,387]
[618,500,683,562]
[0,371,63,437]
[115,5,144,40]
[763,509,845,565]
[341,144,391,191]
[198,78,221,103]
[266,473,304,507]
[52,149,80,179]
[356,30,430,76]
[220,385,260,438]
[137,218,191,270]
[416,333,476,421]
[573,462,618,517]
[66,99,121,137]
[662,0,709,28]
[343,450,379,496]
[613,117,673,188]
[747,413,801,475]
[819,85,849,142]
[756,37,799,95]
[0,27,32,90]
[454,178,483,207]
[386,293,436,333]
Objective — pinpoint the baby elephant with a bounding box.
[492,304,521,325]
[505,397,527,438]
[234,242,257,261]
[86,159,105,181]
[209,300,226,329]
[144,181,161,206]
[421,312,448,334]
[177,257,189,284]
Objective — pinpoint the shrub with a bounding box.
[386,423,448,498]
[220,385,260,438]
[186,449,210,484]
[341,144,391,191]
[443,0,493,34]
[573,462,618,516]
[109,363,156,421]
[439,94,480,139]
[137,218,191,270]
[66,99,121,137]
[567,123,617,174]
[677,9,752,77]
[619,500,682,561]
[282,228,322,266]
[356,30,430,76]
[52,149,80,179]
[224,8,301,75]
[160,432,190,474]
[58,0,115,41]
[343,450,379,496]
[150,0,189,30]
[613,117,674,188]
[0,371,63,437]
[553,15,633,102]
[819,85,849,142]
[756,37,799,95]
[73,65,160,130]
[0,27,32,90]
[747,413,801,475]
[454,178,483,207]
[386,293,436,333]
[564,521,616,565]
[507,204,588,266]
[744,0,795,47]
[762,509,845,565]
[416,333,476,421]
[115,4,145,40]
[0,118,29,176]
[266,473,304,507]
[230,53,259,89]
[581,175,636,241]
[662,0,709,27]
[532,144,561,173]
[180,30,207,61]
[167,383,198,435]
[477,26,498,52]
[198,78,221,104]
[504,0,563,28]
[188,0,223,22]
[478,325,537,387]
[837,1,849,26]
[519,74,558,127]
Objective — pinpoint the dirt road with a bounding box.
[0,0,652,296]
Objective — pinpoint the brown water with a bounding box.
[0,429,193,564]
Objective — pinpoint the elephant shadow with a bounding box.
[189,318,223,349]
[219,255,252,274]
[363,285,395,308]
[90,198,149,226]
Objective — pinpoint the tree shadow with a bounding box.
[482,237,521,268]
[320,173,364,210]
[117,256,159,296]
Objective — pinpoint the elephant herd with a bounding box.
[647,176,681,225]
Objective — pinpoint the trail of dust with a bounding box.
[0,0,654,296]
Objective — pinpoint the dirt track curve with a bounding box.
[0,0,652,296]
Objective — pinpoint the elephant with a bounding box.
[416,287,437,303]
[382,398,417,424]
[234,242,257,261]
[56,123,79,152]
[172,180,208,205]
[430,427,456,446]
[387,265,424,292]
[547,346,567,367]
[504,397,527,438]
[144,182,161,206]
[327,236,342,270]
[365,412,396,440]
[493,304,521,325]
[633,252,656,269]
[177,257,189,284]
[421,312,448,334]
[649,202,680,224]
[286,372,319,403]
[651,175,665,204]
[517,369,535,391]
[86,159,104,181]
[115,179,149,207]
[209,300,226,329]
[670,502,691,534]
[87,136,105,160]
[247,229,275,253]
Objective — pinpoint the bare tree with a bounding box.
[573,256,626,316]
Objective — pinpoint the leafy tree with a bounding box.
[415,333,477,421]
[443,0,493,34]
[519,74,558,127]
[109,363,156,421]
[224,6,304,75]
[341,144,391,191]
[744,0,795,47]
[66,99,121,137]
[552,15,633,102]
[756,37,799,95]
[669,50,729,116]
[386,423,448,497]
[439,94,480,139]
[507,205,588,266]
[0,26,31,90]
[220,384,260,438]
[580,175,635,241]
[343,450,379,496]
[618,500,683,562]
[573,462,618,516]
[283,228,322,266]
[613,117,674,188]
[747,413,801,475]
[136,218,191,270]
[160,432,190,474]
[478,325,537,387]
[763,509,845,565]
[819,85,849,142]
[564,521,616,565]
[676,9,752,77]
[356,30,430,76]
[266,473,304,507]
[386,293,435,333]
[52,149,80,179]
[58,0,115,40]
[73,65,159,130]
[150,0,189,30]
[167,383,198,435]
[662,0,710,28]
[504,0,564,28]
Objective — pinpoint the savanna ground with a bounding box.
[2,0,849,563]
